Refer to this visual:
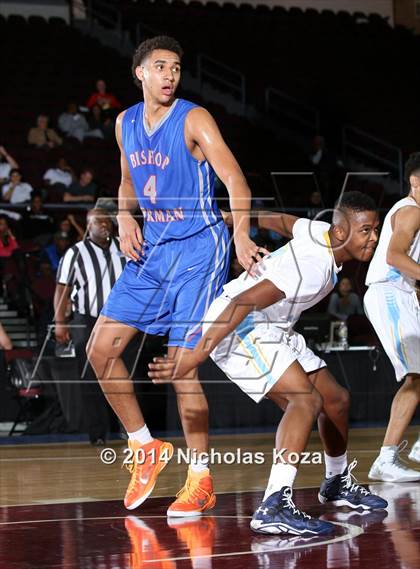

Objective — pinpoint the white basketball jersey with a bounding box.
[222,218,341,330]
[366,196,420,291]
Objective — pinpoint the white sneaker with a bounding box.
[368,444,420,482]
[408,439,420,464]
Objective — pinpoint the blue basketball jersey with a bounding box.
[122,98,223,245]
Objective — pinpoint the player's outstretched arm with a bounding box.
[115,111,144,262]
[148,279,284,382]
[257,211,300,239]
[387,206,420,281]
[221,209,299,240]
[185,107,267,275]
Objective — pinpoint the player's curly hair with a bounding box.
[404,152,420,185]
[131,36,183,90]
[335,191,377,213]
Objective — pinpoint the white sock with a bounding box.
[191,556,213,569]
[379,445,397,462]
[190,452,210,474]
[324,452,348,478]
[263,463,297,501]
[127,424,153,445]
[192,558,212,569]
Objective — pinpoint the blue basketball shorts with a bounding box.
[101,222,231,349]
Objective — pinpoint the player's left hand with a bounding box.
[234,233,269,277]
[148,354,198,383]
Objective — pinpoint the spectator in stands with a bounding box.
[44,158,74,189]
[1,169,33,204]
[328,277,364,321]
[0,146,19,184]
[58,214,85,243]
[63,168,97,203]
[310,135,327,166]
[306,190,323,219]
[0,323,12,350]
[309,135,341,204]
[86,79,121,112]
[58,102,103,142]
[22,193,55,246]
[0,215,18,257]
[88,104,114,140]
[42,231,70,272]
[28,114,63,149]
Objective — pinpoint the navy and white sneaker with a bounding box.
[250,487,335,536]
[318,459,388,510]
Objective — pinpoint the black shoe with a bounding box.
[251,487,335,536]
[319,459,388,510]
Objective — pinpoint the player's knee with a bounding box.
[309,390,323,417]
[403,373,420,394]
[86,339,108,372]
[294,390,323,419]
[339,387,351,413]
[327,387,350,416]
[178,398,209,421]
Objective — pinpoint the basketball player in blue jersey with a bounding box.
[87,36,264,516]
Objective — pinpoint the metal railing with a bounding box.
[136,22,163,44]
[342,125,403,192]
[197,54,246,110]
[265,87,321,134]
[71,0,124,44]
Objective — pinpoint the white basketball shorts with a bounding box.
[203,294,326,403]
[364,283,420,381]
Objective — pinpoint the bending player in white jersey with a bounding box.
[149,191,388,536]
[365,153,420,482]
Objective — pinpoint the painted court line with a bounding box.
[146,522,364,562]
[0,510,364,557]
[0,483,387,509]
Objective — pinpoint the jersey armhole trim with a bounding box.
[183,106,208,165]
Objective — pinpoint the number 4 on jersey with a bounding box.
[144,175,157,204]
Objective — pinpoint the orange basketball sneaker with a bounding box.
[167,466,216,517]
[125,516,176,569]
[167,516,216,558]
[124,438,174,510]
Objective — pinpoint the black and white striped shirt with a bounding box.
[56,237,127,317]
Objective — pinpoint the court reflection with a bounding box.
[125,515,217,568]
[370,483,420,569]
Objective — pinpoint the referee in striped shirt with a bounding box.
[54,208,126,443]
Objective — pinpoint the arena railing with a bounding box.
[197,54,246,111]
[265,87,321,135]
[342,125,404,193]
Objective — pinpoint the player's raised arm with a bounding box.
[257,211,300,239]
[148,279,284,381]
[115,111,144,261]
[220,209,299,240]
[185,107,267,275]
[387,206,420,281]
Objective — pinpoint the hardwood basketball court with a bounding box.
[1,427,419,568]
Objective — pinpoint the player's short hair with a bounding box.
[334,191,377,215]
[404,152,420,185]
[131,35,183,89]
